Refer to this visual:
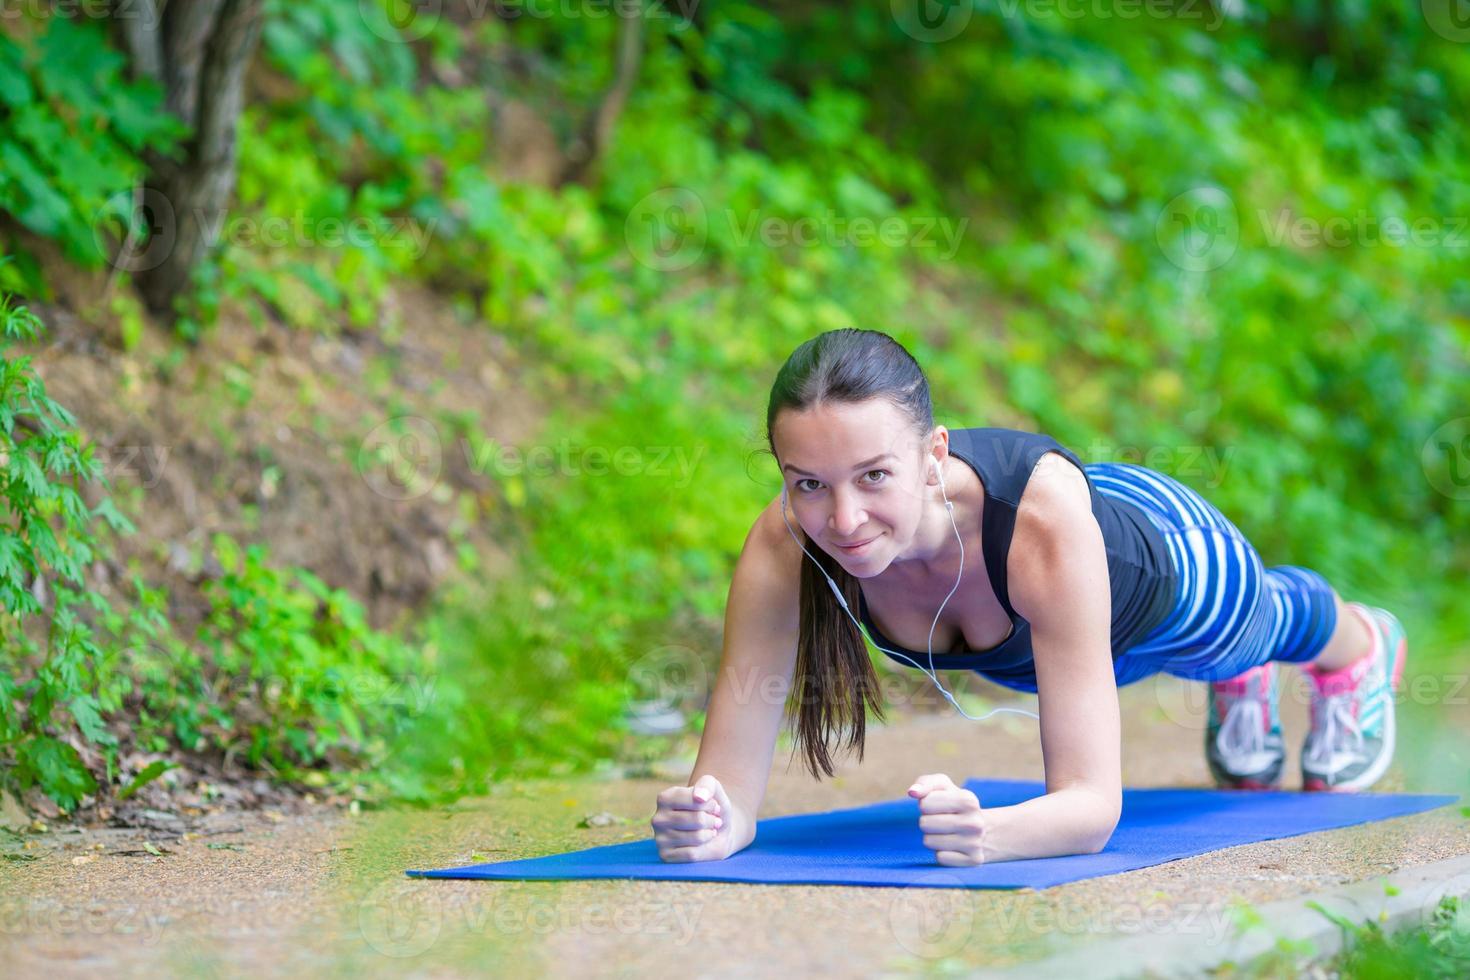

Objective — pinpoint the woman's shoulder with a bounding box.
[746,493,806,574]
[1013,451,1095,544]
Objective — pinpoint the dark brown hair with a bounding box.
[765,328,936,779]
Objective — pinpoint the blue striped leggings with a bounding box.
[1085,462,1339,686]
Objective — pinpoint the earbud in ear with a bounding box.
[933,457,954,509]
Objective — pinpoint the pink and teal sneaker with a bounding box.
[1205,663,1286,790]
[1301,602,1408,792]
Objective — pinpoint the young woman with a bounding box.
[650,329,1407,866]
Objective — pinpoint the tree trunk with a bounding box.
[556,9,645,187]
[113,0,265,320]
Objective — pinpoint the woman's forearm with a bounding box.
[980,786,1120,863]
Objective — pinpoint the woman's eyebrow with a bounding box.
[782,453,896,477]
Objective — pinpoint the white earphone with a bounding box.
[779,454,1040,724]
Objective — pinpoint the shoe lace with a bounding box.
[1218,696,1266,759]
[1305,692,1365,769]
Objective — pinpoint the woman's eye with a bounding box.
[795,471,887,493]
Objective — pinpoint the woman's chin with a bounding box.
[833,536,890,575]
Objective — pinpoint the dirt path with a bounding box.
[4,674,1467,978]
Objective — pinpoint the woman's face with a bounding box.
[773,399,933,578]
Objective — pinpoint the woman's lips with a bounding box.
[835,535,878,555]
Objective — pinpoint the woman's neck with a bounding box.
[885,454,981,585]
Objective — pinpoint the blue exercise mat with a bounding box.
[406,779,1459,889]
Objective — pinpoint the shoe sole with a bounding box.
[1304,609,1406,792]
[1217,778,1280,791]
[1207,667,1284,790]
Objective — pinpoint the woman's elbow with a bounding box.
[1082,792,1122,854]
[1082,824,1117,855]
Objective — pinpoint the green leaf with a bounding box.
[0,41,34,109]
[117,761,179,802]
[91,497,136,535]
[15,736,97,811]
[68,695,114,746]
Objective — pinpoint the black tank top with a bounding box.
[856,426,1178,691]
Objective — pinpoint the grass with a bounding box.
[1223,894,1470,978]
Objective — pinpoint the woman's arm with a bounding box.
[984,453,1123,861]
[682,496,804,851]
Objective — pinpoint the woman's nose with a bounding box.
[829,492,867,536]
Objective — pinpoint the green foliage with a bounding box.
[125,533,425,777]
[235,0,1470,797]
[116,759,178,801]
[210,0,474,333]
[1,273,424,807]
[2,1,1468,803]
[1304,896,1470,979]
[0,279,132,808]
[0,14,185,286]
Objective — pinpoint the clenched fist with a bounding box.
[908,773,987,867]
[651,774,751,863]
